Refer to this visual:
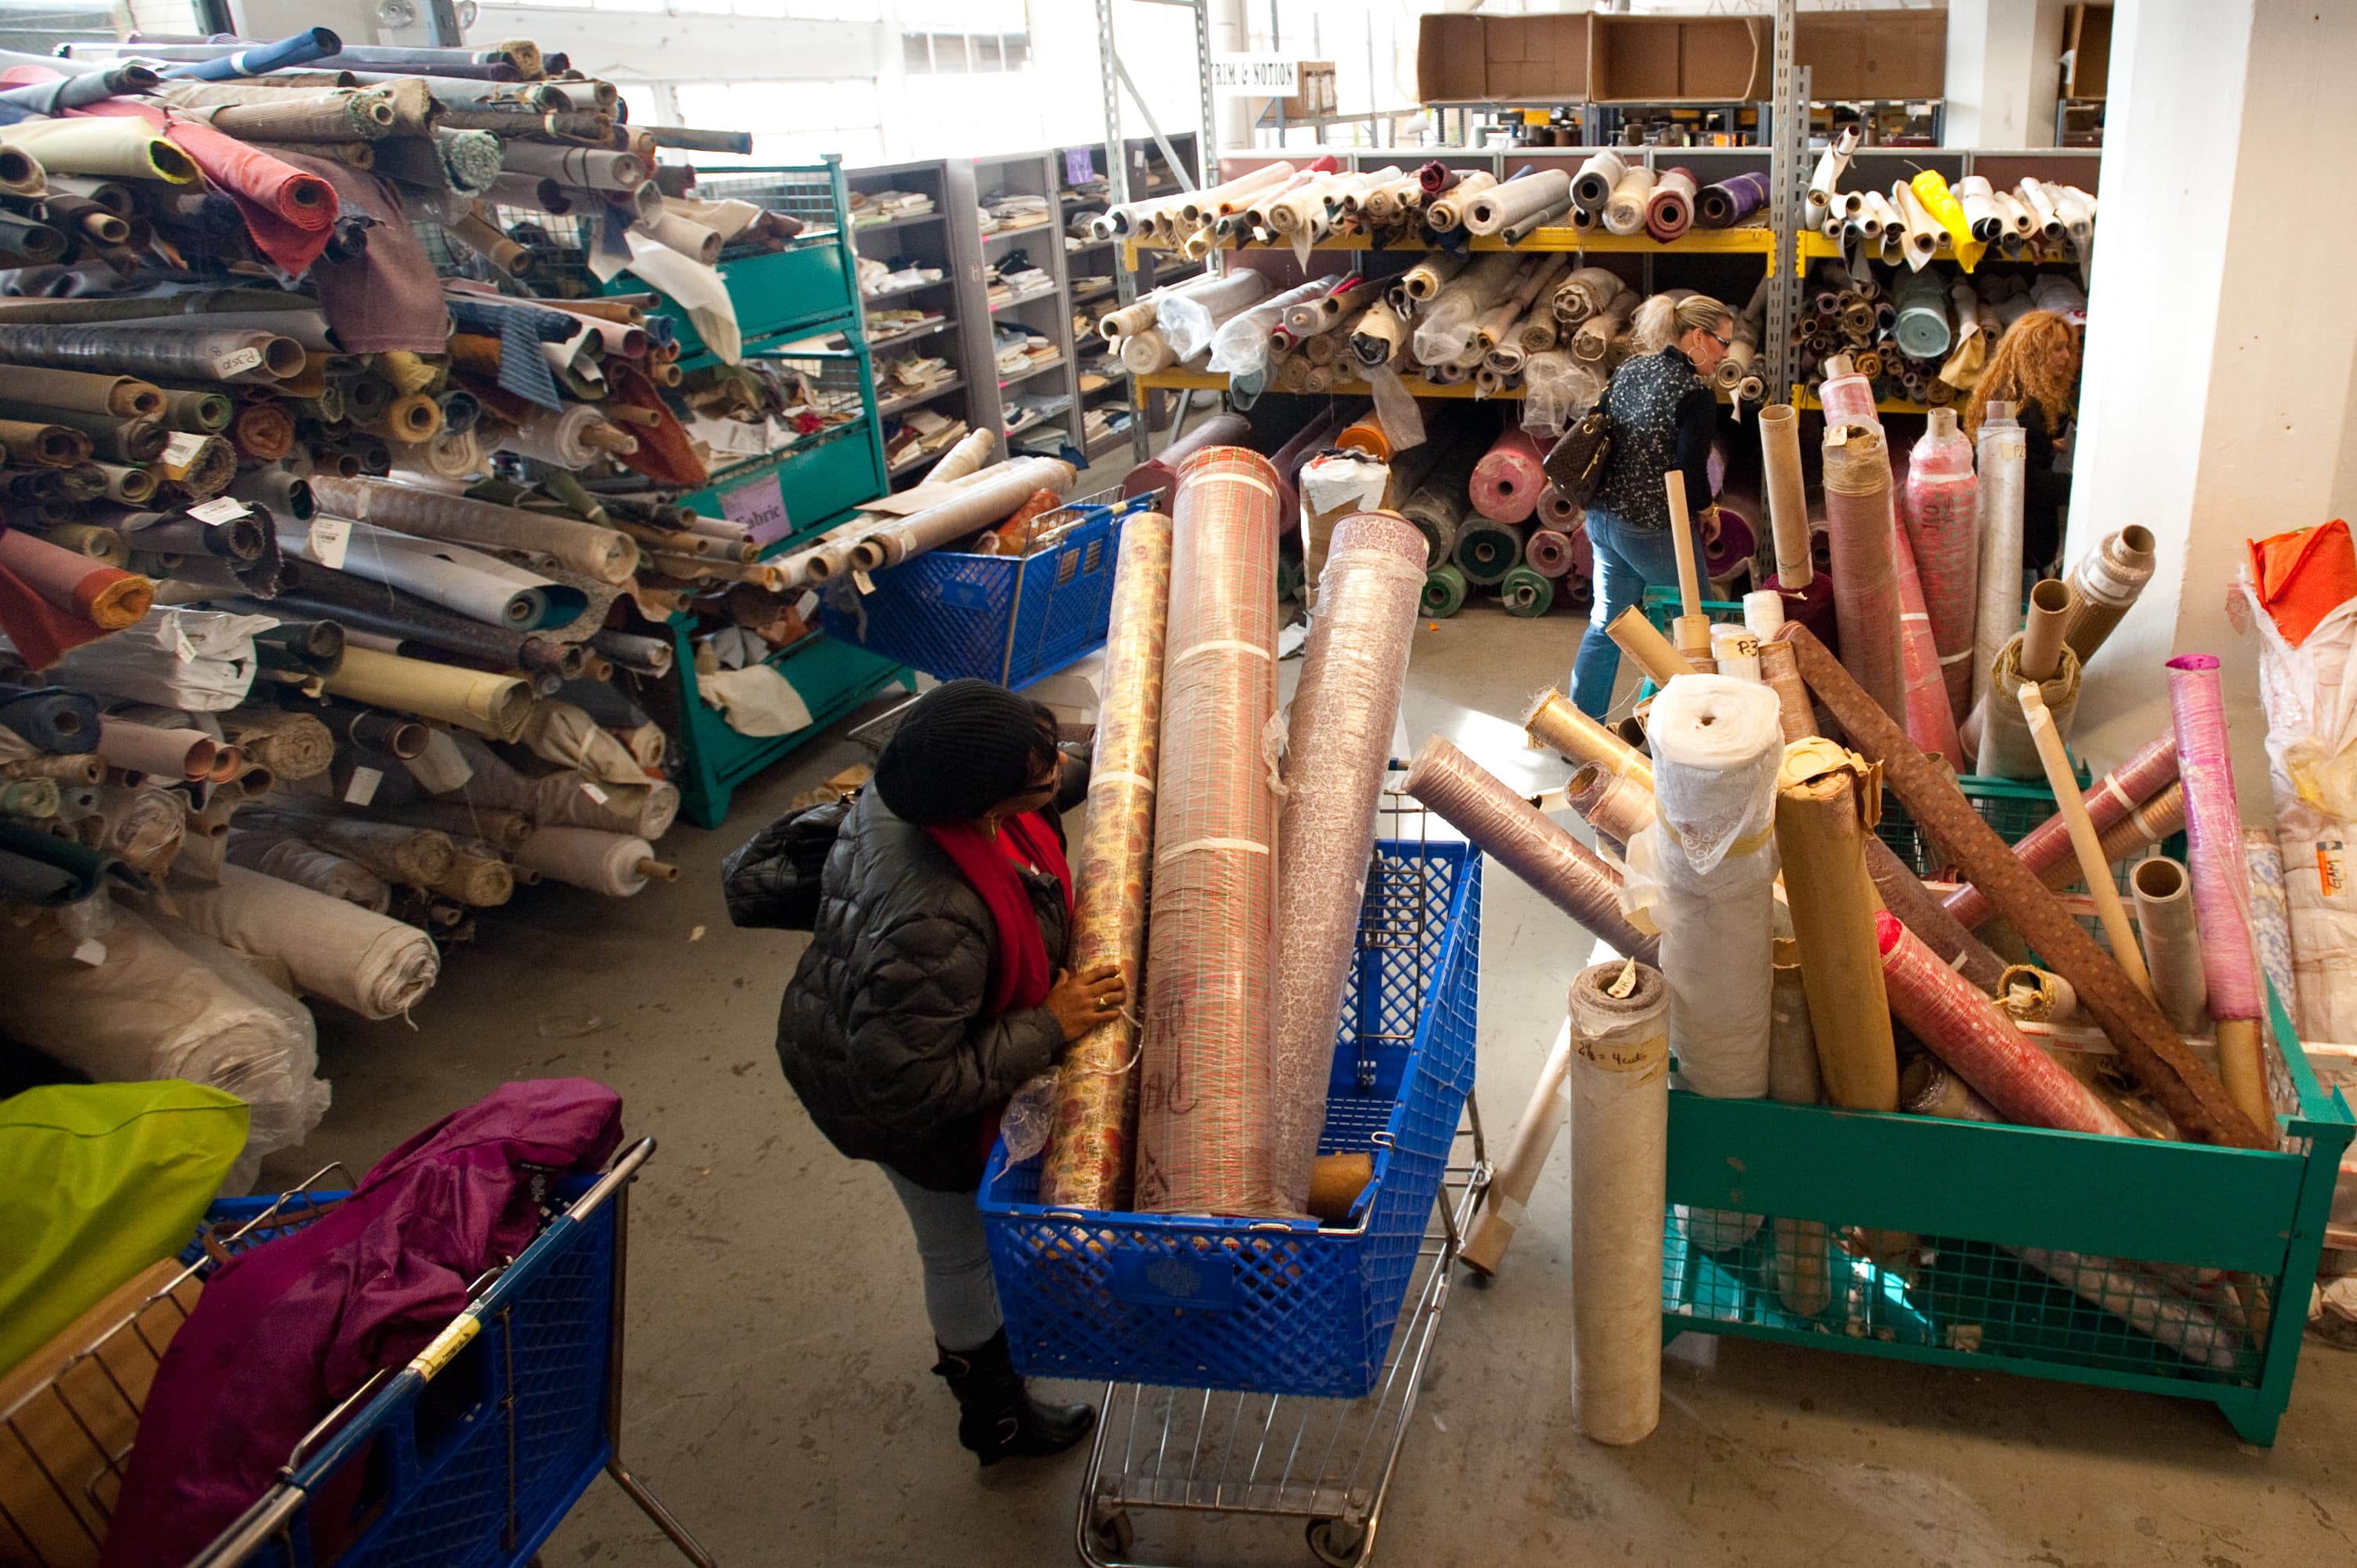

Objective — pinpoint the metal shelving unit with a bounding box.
[843,158,982,489]
[965,149,1085,463]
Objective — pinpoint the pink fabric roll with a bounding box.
[2167,655,2261,1021]
[1524,527,1576,578]
[1890,516,1965,768]
[1136,447,1283,1218]
[1644,167,1696,243]
[1468,427,1547,524]
[1821,423,1906,724]
[1901,413,1980,720]
[1120,411,1253,508]
[1817,366,1879,428]
[1539,485,1582,529]
[1704,499,1757,581]
[1877,912,2132,1137]
[1941,734,2180,930]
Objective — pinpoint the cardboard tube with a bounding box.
[1526,687,1653,792]
[1568,958,1670,1445]
[2062,525,2156,664]
[1607,606,1699,686]
[2019,577,2074,682]
[1461,1020,1573,1276]
[1996,965,2080,1024]
[1780,622,2267,1150]
[2131,856,2209,1035]
[1774,738,1898,1110]
[1758,405,1812,588]
[94,718,214,780]
[1663,471,1713,667]
[2021,682,2154,1001]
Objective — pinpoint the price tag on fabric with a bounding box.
[212,346,264,378]
[188,496,251,526]
[170,614,196,662]
[852,570,875,595]
[1064,148,1095,187]
[307,516,351,570]
[2319,841,2350,898]
[580,780,610,805]
[159,430,208,477]
[718,469,789,540]
[344,764,383,806]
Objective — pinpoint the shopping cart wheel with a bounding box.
[1089,1507,1135,1556]
[1306,1517,1366,1566]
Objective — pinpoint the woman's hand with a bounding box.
[1047,964,1127,1042]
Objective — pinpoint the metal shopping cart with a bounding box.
[981,799,1491,1566]
[0,1138,711,1568]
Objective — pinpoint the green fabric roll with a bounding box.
[1421,562,1468,618]
[1500,566,1556,617]
[1453,518,1525,587]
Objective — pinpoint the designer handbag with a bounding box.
[1542,407,1613,507]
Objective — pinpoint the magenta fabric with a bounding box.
[99,1079,625,1568]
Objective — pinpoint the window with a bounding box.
[671,79,885,164]
[903,31,1030,75]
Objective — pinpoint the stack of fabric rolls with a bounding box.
[1795,258,2088,408]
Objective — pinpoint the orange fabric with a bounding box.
[0,529,143,669]
[604,361,709,489]
[1337,418,1392,460]
[2249,519,2357,648]
[988,489,1063,555]
[72,101,337,276]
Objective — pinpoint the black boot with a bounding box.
[930,1329,1096,1467]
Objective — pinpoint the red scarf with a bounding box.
[922,812,1072,1015]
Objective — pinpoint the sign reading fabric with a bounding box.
[720,469,791,546]
[1211,54,1299,97]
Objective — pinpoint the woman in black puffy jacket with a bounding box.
[770,680,1124,1467]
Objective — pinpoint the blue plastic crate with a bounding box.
[979,840,1482,1398]
[820,496,1152,688]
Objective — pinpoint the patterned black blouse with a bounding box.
[1591,346,1716,531]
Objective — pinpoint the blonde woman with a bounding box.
[1569,291,1734,716]
[1963,309,2080,570]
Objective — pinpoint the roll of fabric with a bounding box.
[1774,738,1897,1110]
[1601,166,1657,236]
[1295,451,1389,609]
[1973,634,2081,780]
[93,717,214,779]
[1271,511,1425,1215]
[1040,513,1172,1211]
[2245,828,2297,1025]
[1157,272,1271,362]
[309,475,636,584]
[1644,167,1697,242]
[172,863,436,1020]
[1890,519,1965,769]
[854,457,1077,571]
[1820,420,1905,724]
[90,783,185,877]
[1695,172,1769,229]
[1943,734,2179,930]
[0,324,297,384]
[1901,1057,2003,1122]
[1499,567,1554,618]
[1461,1020,1573,1277]
[240,807,453,887]
[320,644,530,740]
[1996,965,2081,1024]
[1901,408,1979,719]
[0,365,163,417]
[1567,958,1670,1445]
[1567,764,1655,859]
[2061,526,2157,665]
[433,850,515,907]
[1453,518,1524,588]
[269,566,576,680]
[2130,856,2209,1035]
[0,682,98,752]
[1875,913,2131,1135]
[2009,1249,2239,1372]
[1570,151,1626,214]
[1405,735,1657,964]
[1462,170,1571,236]
[2167,654,2271,1133]
[1780,623,2267,1150]
[1135,449,1283,1218]
[281,515,580,629]
[1626,676,1781,1101]
[225,828,390,912]
[1970,406,2027,719]
[1708,624,1759,680]
[1523,527,1577,580]
[0,526,153,641]
[1758,405,1813,589]
[1419,564,1467,618]
[514,826,666,896]
[1468,427,1547,524]
[0,117,196,182]
[218,709,332,781]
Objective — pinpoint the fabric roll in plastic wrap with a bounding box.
[310,475,636,584]
[1296,451,1388,609]
[2062,526,2156,666]
[1403,735,1658,965]
[1875,912,2131,1135]
[1780,623,2268,1150]
[1970,408,2026,719]
[1773,738,1897,1110]
[1890,516,1964,768]
[2244,828,2297,1030]
[170,863,437,1020]
[1040,512,1173,1211]
[1902,408,1979,718]
[1623,676,1781,1100]
[1972,634,2082,780]
[1136,449,1284,1218]
[2131,856,2209,1035]
[1272,512,1427,1215]
[1943,733,2179,930]
[1568,958,1670,1445]
[1821,420,1906,724]
[1570,152,1626,214]
[1468,427,1546,524]
[1461,1019,1572,1277]
[2167,654,2271,1134]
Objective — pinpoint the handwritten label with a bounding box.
[188,496,251,526]
[159,430,207,475]
[344,764,383,806]
[580,780,610,805]
[1063,147,1095,187]
[307,515,351,570]
[717,468,788,538]
[2319,841,2349,898]
[213,346,264,378]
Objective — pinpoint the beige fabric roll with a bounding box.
[310,475,638,584]
[240,807,455,886]
[0,119,197,182]
[1772,738,1898,1111]
[218,708,334,782]
[852,457,1076,570]
[434,850,517,907]
[225,828,391,912]
[91,783,186,878]
[519,700,650,786]
[1602,166,1659,236]
[1767,939,1831,1318]
[172,863,438,1020]
[321,645,531,740]
[515,825,661,896]
[1569,959,1670,1445]
[1970,634,2081,780]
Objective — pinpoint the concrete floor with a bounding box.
[265,599,2357,1568]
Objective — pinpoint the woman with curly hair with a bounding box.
[1963,309,2080,573]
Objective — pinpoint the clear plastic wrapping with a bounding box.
[1821,421,1907,725]
[1901,408,1979,717]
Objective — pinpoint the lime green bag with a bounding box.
[0,1081,248,1376]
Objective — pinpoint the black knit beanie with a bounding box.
[874,679,1058,826]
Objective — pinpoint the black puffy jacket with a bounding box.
[772,787,1073,1192]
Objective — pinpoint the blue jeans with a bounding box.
[1570,504,1709,717]
[885,1167,1002,1351]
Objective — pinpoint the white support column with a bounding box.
[2064,0,2357,796]
[1944,0,2068,148]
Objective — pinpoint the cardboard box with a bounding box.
[1415,13,1589,104]
[1281,60,1336,120]
[2066,3,2113,98]
[1589,15,1765,102]
[1794,10,1947,101]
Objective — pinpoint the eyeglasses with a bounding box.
[1705,330,1733,350]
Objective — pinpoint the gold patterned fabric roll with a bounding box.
[1039,511,1174,1209]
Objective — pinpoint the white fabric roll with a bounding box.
[1156,271,1271,362]
[1622,676,1782,1100]
[41,607,273,712]
[226,828,393,913]
[1120,327,1175,375]
[1569,960,1670,1445]
[281,516,572,628]
[1464,170,1573,237]
[1602,167,1658,236]
[1710,624,1761,682]
[517,825,658,896]
[173,863,438,1020]
[1742,589,1786,639]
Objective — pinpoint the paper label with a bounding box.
[795,590,820,620]
[213,346,264,378]
[308,516,351,570]
[718,469,788,537]
[71,939,107,967]
[344,764,383,806]
[581,780,610,805]
[2319,841,2350,898]
[188,496,251,526]
[852,569,875,595]
[167,610,196,662]
[160,430,207,474]
[1063,148,1095,186]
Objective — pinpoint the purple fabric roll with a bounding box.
[2166,654,2260,1021]
[1695,172,1769,229]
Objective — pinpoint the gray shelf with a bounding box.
[876,377,966,417]
[845,157,981,491]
